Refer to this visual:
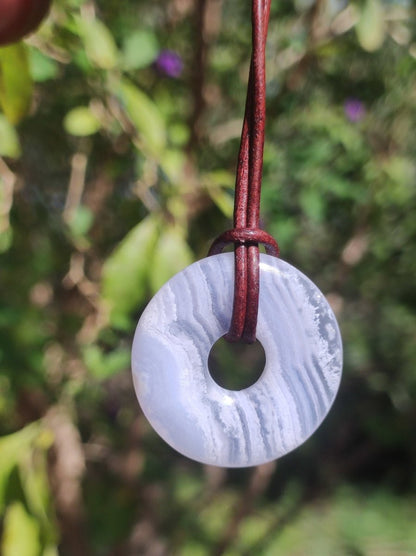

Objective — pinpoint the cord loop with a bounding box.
[208,228,279,257]
[209,0,276,343]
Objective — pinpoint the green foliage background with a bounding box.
[1,0,416,554]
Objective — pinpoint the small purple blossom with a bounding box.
[344,98,366,123]
[155,50,183,78]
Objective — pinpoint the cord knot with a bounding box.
[208,0,276,344]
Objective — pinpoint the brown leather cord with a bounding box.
[208,0,278,343]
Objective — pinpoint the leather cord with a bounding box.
[209,0,278,343]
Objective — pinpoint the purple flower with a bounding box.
[344,98,366,123]
[155,50,183,78]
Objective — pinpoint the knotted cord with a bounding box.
[209,0,279,343]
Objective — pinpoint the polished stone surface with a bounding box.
[131,253,343,467]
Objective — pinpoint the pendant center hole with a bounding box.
[208,336,265,391]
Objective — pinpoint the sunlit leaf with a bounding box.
[203,170,235,218]
[356,0,385,52]
[168,122,190,147]
[2,502,41,556]
[0,114,21,158]
[101,215,159,327]
[160,149,186,184]
[77,17,118,70]
[19,447,54,529]
[122,30,159,70]
[382,156,414,188]
[117,79,166,156]
[0,44,32,124]
[64,106,101,136]
[208,188,234,218]
[0,424,40,512]
[149,226,193,293]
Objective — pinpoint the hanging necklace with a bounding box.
[131,0,343,467]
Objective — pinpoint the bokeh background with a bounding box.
[1,0,416,554]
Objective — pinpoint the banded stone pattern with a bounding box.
[131,253,343,467]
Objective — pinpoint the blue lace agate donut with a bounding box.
[131,253,342,467]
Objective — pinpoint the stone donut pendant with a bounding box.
[131,253,343,467]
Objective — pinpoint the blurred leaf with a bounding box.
[0,114,20,158]
[356,0,385,52]
[237,513,275,550]
[149,226,193,293]
[77,17,118,70]
[0,425,40,512]
[270,218,298,251]
[299,188,325,222]
[117,79,166,156]
[198,491,237,540]
[42,547,59,556]
[181,544,207,556]
[0,461,17,514]
[28,49,59,82]
[204,170,235,218]
[267,488,416,553]
[171,470,203,505]
[101,215,159,327]
[382,156,414,189]
[122,30,159,70]
[297,103,365,154]
[160,149,186,184]
[63,106,101,136]
[0,227,13,253]
[42,548,59,556]
[19,446,54,530]
[2,502,41,556]
[0,44,32,124]
[168,122,190,147]
[67,206,94,238]
[83,345,130,380]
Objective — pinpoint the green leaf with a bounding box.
[0,44,33,124]
[0,114,21,158]
[203,170,235,218]
[2,502,41,556]
[0,424,40,513]
[0,227,13,253]
[101,215,159,326]
[83,345,130,380]
[28,48,59,82]
[77,17,118,70]
[122,30,159,70]
[18,444,54,530]
[208,188,234,218]
[149,226,193,293]
[117,79,166,157]
[160,149,186,184]
[67,206,94,237]
[63,106,101,136]
[356,0,385,52]
[42,547,59,556]
[168,122,190,147]
[299,188,325,223]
